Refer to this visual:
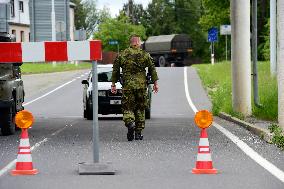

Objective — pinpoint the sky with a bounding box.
[97,0,152,17]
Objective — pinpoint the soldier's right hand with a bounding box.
[153,82,159,93]
[111,85,117,94]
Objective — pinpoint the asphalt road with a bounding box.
[0,67,284,189]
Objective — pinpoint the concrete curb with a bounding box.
[218,112,273,143]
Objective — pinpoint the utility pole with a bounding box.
[252,0,261,107]
[51,0,56,41]
[51,0,56,66]
[278,0,284,130]
[231,0,252,116]
[270,0,277,76]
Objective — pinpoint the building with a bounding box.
[9,0,30,42]
[7,0,75,42]
[29,0,76,42]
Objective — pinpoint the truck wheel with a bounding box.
[86,99,93,120]
[145,108,151,119]
[159,56,167,67]
[83,109,87,118]
[0,107,16,136]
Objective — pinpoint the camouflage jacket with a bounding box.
[112,47,159,89]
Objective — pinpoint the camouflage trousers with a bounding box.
[122,88,147,132]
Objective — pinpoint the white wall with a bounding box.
[9,25,30,42]
[8,0,30,42]
[9,0,30,25]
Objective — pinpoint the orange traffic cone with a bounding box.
[11,129,38,176]
[192,129,217,174]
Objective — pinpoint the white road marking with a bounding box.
[184,68,198,113]
[184,67,284,183]
[51,124,73,136]
[0,160,17,177]
[23,79,76,106]
[0,73,82,176]
[214,122,284,182]
[0,124,72,177]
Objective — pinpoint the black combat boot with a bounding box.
[126,122,135,141]
[135,131,143,140]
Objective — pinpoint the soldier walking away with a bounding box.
[111,35,159,141]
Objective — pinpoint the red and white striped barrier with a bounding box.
[0,40,102,63]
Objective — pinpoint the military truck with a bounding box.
[143,34,193,67]
[0,2,25,136]
[0,33,25,136]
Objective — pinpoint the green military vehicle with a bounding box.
[0,33,25,135]
[143,34,193,67]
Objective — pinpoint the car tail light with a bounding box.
[98,90,106,97]
[117,89,122,94]
[109,89,122,96]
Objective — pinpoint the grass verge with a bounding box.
[193,61,277,121]
[268,124,284,150]
[21,62,92,74]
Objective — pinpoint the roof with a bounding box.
[146,34,176,43]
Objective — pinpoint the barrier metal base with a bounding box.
[78,162,115,175]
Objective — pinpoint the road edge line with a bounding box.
[184,67,284,183]
[23,79,76,106]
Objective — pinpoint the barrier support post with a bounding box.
[78,61,115,175]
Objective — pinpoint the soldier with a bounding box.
[111,35,159,141]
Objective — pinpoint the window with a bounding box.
[12,30,16,41]
[20,31,24,42]
[11,0,15,17]
[19,1,24,12]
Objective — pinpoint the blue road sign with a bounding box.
[109,40,118,45]
[208,27,218,42]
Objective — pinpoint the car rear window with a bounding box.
[96,67,112,82]
[98,71,112,82]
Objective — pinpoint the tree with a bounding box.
[71,0,87,29]
[98,6,111,23]
[94,14,146,52]
[83,0,99,37]
[199,0,230,32]
[143,0,176,36]
[143,0,206,58]
[198,0,230,61]
[122,1,147,25]
[259,18,270,61]
[199,0,270,61]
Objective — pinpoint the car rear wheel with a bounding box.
[145,108,151,119]
[83,109,87,118]
[86,99,93,120]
